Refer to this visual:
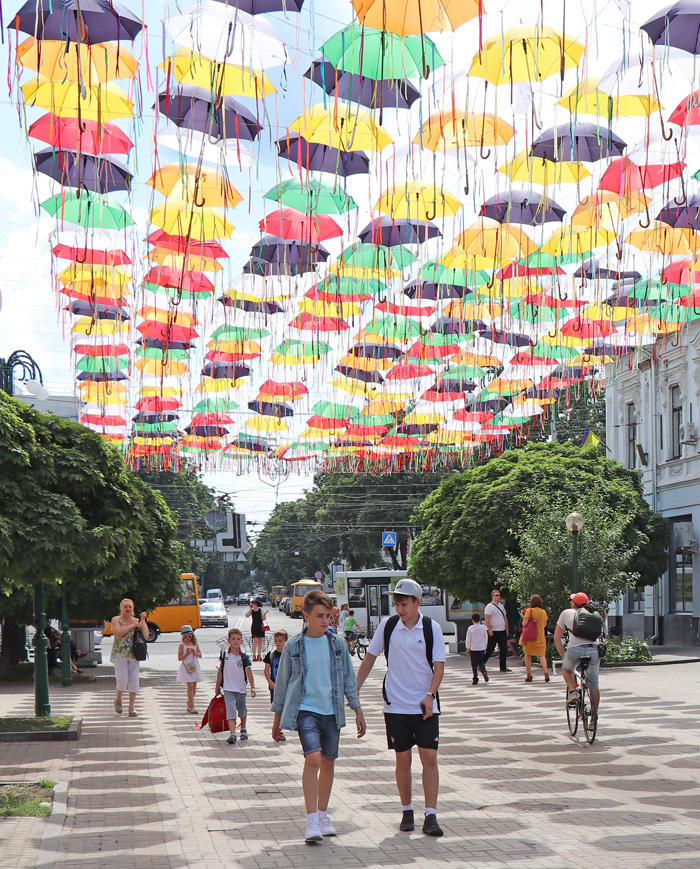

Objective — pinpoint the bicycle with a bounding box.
[565,655,598,744]
[347,630,369,660]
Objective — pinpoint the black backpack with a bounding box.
[572,606,604,642]
[382,615,440,711]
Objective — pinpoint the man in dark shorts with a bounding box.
[356,578,446,837]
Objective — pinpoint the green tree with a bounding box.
[524,387,607,446]
[409,443,668,605]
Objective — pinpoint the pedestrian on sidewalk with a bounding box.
[484,590,511,673]
[465,613,489,685]
[264,630,287,704]
[245,598,269,661]
[271,589,366,845]
[177,625,203,714]
[356,578,446,838]
[110,599,148,718]
[521,596,549,683]
[215,628,256,744]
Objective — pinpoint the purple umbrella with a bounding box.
[335,365,384,383]
[657,195,700,230]
[10,0,143,43]
[244,237,329,275]
[212,0,304,10]
[185,424,228,437]
[432,316,482,336]
[349,343,402,359]
[479,325,531,346]
[247,400,294,417]
[67,301,128,319]
[276,134,370,176]
[642,1,700,54]
[530,122,626,162]
[156,85,262,140]
[218,295,284,314]
[34,149,131,194]
[232,435,271,452]
[201,362,251,379]
[404,279,466,300]
[396,423,438,436]
[479,190,566,225]
[76,370,128,382]
[304,60,420,111]
[136,338,195,351]
[358,216,441,246]
[133,412,179,423]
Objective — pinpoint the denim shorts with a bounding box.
[223,690,247,720]
[562,645,600,690]
[297,710,340,760]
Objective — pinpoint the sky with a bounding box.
[0,0,695,526]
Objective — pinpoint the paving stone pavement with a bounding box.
[2,636,700,869]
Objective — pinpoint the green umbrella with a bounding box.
[509,301,560,323]
[442,363,487,379]
[264,178,357,214]
[143,281,213,300]
[75,355,128,373]
[340,243,416,269]
[135,346,189,361]
[420,261,489,287]
[628,279,682,301]
[321,24,444,80]
[529,342,581,361]
[363,314,423,339]
[355,413,396,425]
[211,325,270,340]
[524,251,580,267]
[192,398,239,413]
[320,276,387,296]
[273,339,332,356]
[41,191,132,229]
[311,400,359,418]
[132,422,178,434]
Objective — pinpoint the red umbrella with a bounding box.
[73,343,130,356]
[190,412,235,425]
[134,397,182,411]
[290,312,349,332]
[257,379,308,399]
[143,266,214,294]
[205,349,261,362]
[136,321,199,342]
[406,341,457,359]
[305,287,372,303]
[663,258,700,284]
[60,286,128,305]
[454,409,493,423]
[259,208,343,242]
[386,363,435,380]
[345,423,389,436]
[28,114,132,156]
[146,230,228,259]
[306,414,349,430]
[560,317,615,339]
[376,301,436,317]
[524,292,586,308]
[497,263,564,279]
[669,90,700,126]
[80,414,126,426]
[53,244,132,266]
[598,156,683,193]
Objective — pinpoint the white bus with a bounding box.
[334,569,456,641]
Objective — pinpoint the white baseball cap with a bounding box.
[384,578,423,599]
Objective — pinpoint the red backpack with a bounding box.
[198,694,227,734]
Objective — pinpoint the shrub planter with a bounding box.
[0,718,81,743]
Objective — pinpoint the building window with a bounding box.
[627,586,644,612]
[673,550,693,612]
[626,403,636,468]
[671,386,682,459]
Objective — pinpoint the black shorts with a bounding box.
[384,712,439,753]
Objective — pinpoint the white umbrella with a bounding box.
[156,124,253,168]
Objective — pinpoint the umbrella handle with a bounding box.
[479,140,491,160]
[487,270,496,289]
[424,199,437,221]
[670,328,681,349]
[377,293,387,304]
[674,173,687,207]
[638,203,651,229]
[193,180,206,208]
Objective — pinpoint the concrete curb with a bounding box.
[0,718,81,743]
[35,781,67,869]
[602,657,700,667]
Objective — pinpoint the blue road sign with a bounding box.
[382,531,397,547]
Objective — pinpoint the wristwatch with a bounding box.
[428,692,436,699]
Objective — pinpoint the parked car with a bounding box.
[199,601,228,628]
[237,593,250,606]
[283,597,293,617]
[278,596,288,612]
[224,595,234,605]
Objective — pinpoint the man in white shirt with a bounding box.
[483,589,511,672]
[356,578,446,838]
[465,613,489,685]
[554,592,602,721]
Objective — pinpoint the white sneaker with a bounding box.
[319,813,336,836]
[567,689,580,706]
[305,817,323,844]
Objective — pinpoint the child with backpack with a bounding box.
[264,630,288,743]
[271,589,366,844]
[356,578,446,838]
[215,628,256,744]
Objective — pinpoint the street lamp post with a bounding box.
[565,512,585,593]
[61,584,73,688]
[0,350,47,398]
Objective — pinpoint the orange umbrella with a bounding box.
[415,109,514,152]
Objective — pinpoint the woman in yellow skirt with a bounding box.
[520,595,549,682]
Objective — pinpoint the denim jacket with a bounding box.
[271,629,361,731]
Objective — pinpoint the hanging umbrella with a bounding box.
[10,0,143,43]
[247,400,294,418]
[479,190,566,225]
[375,183,461,220]
[358,216,441,246]
[599,155,683,193]
[289,103,392,152]
[53,244,131,266]
[530,123,626,162]
[22,78,134,123]
[415,110,514,151]
[557,77,659,118]
[219,292,284,314]
[163,48,276,98]
[321,23,445,80]
[146,231,228,260]
[143,266,215,295]
[657,196,700,230]
[641,1,700,54]
[304,60,420,110]
[352,0,480,34]
[149,202,234,239]
[264,178,356,214]
[16,37,138,82]
[540,224,616,257]
[34,150,132,193]
[41,191,132,229]
[500,151,591,185]
[404,279,465,300]
[275,134,369,176]
[156,85,262,140]
[27,114,132,155]
[469,25,585,85]
[456,219,538,263]
[165,3,287,67]
[250,236,330,263]
[626,223,697,257]
[259,208,343,242]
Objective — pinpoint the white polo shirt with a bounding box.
[367,613,446,715]
[484,601,507,631]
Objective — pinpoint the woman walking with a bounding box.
[245,598,268,661]
[177,625,203,713]
[111,599,149,717]
[520,595,549,683]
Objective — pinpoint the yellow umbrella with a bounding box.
[289,103,392,152]
[375,182,462,220]
[207,338,262,355]
[17,38,138,83]
[403,411,445,424]
[133,436,175,447]
[469,26,585,85]
[500,151,591,185]
[138,306,198,326]
[485,377,535,394]
[162,48,275,98]
[456,220,538,262]
[135,358,190,377]
[478,278,531,299]
[139,386,182,398]
[363,398,405,415]
[21,78,133,122]
[624,315,680,335]
[58,265,132,287]
[199,378,244,392]
[150,202,234,239]
[450,348,502,366]
[540,224,616,256]
[299,298,362,318]
[245,415,288,432]
[337,353,394,372]
[330,375,381,396]
[538,329,590,348]
[71,317,129,335]
[557,77,659,118]
[626,223,698,257]
[148,164,243,209]
[77,387,126,405]
[77,380,127,396]
[147,249,223,272]
[352,0,481,35]
[444,300,503,319]
[415,110,514,151]
[571,191,650,224]
[328,262,399,280]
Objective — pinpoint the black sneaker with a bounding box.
[500,668,512,672]
[483,673,489,682]
[422,814,444,837]
[472,678,479,685]
[399,810,414,832]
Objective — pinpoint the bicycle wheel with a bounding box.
[566,687,579,736]
[356,641,366,661]
[581,685,597,744]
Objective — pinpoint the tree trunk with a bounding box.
[0,616,19,677]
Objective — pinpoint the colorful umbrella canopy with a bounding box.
[321,24,445,79]
[289,103,392,152]
[530,123,626,162]
[10,0,143,43]
[41,191,133,229]
[352,0,480,35]
[156,86,262,141]
[17,37,138,82]
[468,25,585,84]
[276,135,370,176]
[34,150,132,193]
[304,60,420,110]
[27,114,132,155]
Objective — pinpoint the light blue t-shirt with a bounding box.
[299,634,334,715]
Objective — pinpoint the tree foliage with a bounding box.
[409,443,668,605]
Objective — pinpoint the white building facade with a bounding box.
[605,326,700,646]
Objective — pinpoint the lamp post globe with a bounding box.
[565,512,584,534]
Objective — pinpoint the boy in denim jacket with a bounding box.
[271,589,366,844]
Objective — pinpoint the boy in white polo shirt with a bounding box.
[356,578,446,837]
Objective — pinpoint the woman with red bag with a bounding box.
[520,595,549,683]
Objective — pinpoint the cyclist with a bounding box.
[343,610,358,653]
[553,592,602,724]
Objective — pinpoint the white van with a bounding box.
[205,588,224,602]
